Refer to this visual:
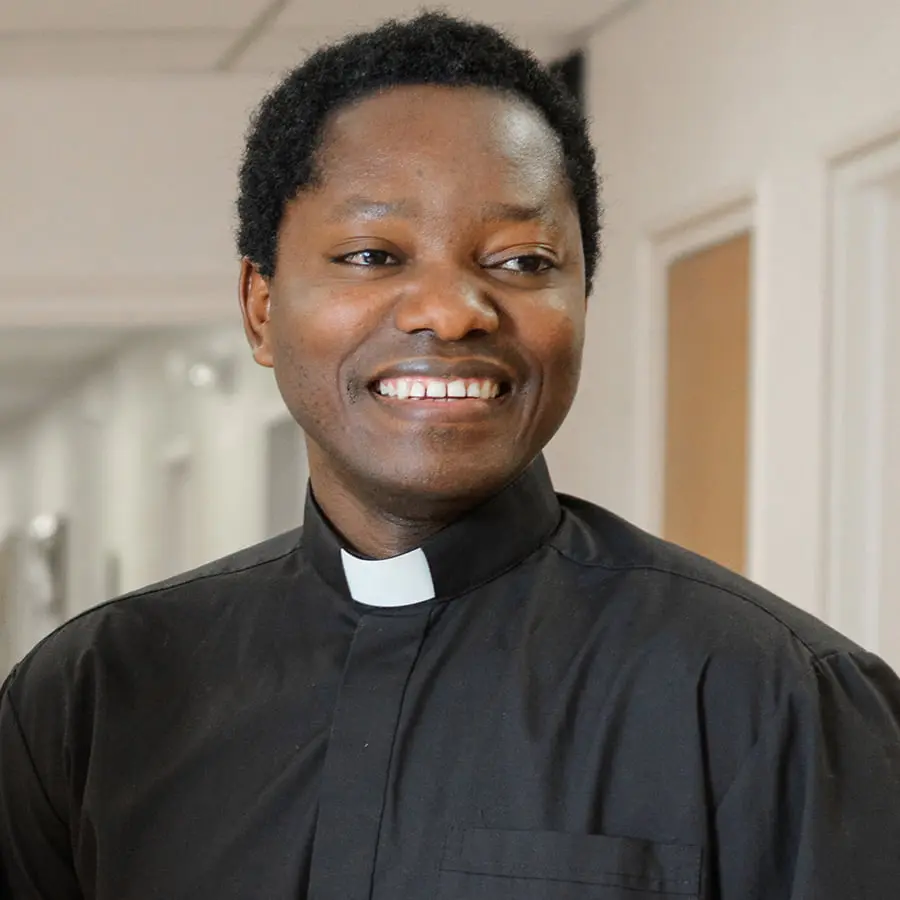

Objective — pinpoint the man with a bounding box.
[2,12,899,899]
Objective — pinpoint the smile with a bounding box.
[373,377,503,400]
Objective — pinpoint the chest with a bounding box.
[74,608,711,900]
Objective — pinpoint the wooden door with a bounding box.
[663,233,751,573]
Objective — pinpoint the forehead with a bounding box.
[313,85,568,203]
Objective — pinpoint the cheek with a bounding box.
[520,298,585,386]
[270,283,380,387]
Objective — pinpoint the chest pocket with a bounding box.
[439,828,702,899]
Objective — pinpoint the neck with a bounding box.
[308,465,480,559]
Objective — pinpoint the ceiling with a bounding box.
[0,0,632,75]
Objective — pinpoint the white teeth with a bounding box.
[375,377,503,400]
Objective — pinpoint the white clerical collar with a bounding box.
[340,546,436,607]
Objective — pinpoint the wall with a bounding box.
[0,446,16,676]
[0,75,272,327]
[553,0,900,621]
[0,446,14,539]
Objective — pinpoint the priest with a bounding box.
[2,13,899,900]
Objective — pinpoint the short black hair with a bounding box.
[236,12,602,293]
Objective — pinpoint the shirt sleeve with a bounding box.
[0,668,82,899]
[714,649,900,899]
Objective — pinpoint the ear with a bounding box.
[239,258,274,368]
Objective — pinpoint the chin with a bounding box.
[370,457,520,511]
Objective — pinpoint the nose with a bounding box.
[392,265,500,341]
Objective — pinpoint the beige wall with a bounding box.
[0,75,273,327]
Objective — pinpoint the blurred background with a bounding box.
[1,0,899,676]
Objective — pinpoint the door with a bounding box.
[663,232,751,574]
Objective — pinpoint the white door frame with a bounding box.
[825,131,900,663]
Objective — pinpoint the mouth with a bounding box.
[364,358,516,421]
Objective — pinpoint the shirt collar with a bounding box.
[301,455,561,606]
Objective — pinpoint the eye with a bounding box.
[333,249,401,267]
[494,254,555,275]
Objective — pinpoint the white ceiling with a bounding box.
[1,0,273,32]
[0,0,631,75]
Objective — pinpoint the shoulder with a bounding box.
[117,526,303,602]
[550,493,862,672]
[4,528,304,707]
[549,494,900,798]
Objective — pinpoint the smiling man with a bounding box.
[2,13,900,900]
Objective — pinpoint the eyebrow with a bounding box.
[327,196,552,225]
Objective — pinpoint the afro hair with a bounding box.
[236,12,602,293]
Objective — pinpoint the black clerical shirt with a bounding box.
[2,458,900,899]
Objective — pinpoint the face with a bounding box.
[241,85,586,515]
